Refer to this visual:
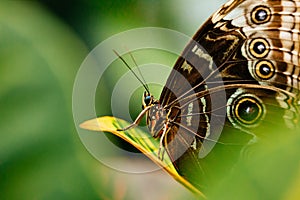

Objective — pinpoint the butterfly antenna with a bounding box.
[127,50,150,92]
[113,50,150,94]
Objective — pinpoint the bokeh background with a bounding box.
[0,0,226,199]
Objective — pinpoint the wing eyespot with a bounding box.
[250,5,271,25]
[227,90,266,128]
[254,60,275,80]
[249,38,270,58]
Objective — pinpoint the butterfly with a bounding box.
[115,0,300,190]
[77,0,300,194]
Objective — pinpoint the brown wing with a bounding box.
[159,0,300,188]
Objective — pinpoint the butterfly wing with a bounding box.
[159,0,300,189]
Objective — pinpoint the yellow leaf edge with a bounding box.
[80,116,205,198]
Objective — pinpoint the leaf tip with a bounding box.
[79,116,121,133]
[79,118,101,131]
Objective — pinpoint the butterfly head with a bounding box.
[142,91,154,109]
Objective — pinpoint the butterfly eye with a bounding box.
[251,6,271,24]
[228,91,266,128]
[254,60,275,80]
[249,38,270,58]
[144,95,152,106]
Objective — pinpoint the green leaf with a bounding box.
[80,116,205,198]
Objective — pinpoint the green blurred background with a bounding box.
[0,0,226,199]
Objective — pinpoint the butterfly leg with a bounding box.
[117,106,151,131]
[158,123,168,160]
